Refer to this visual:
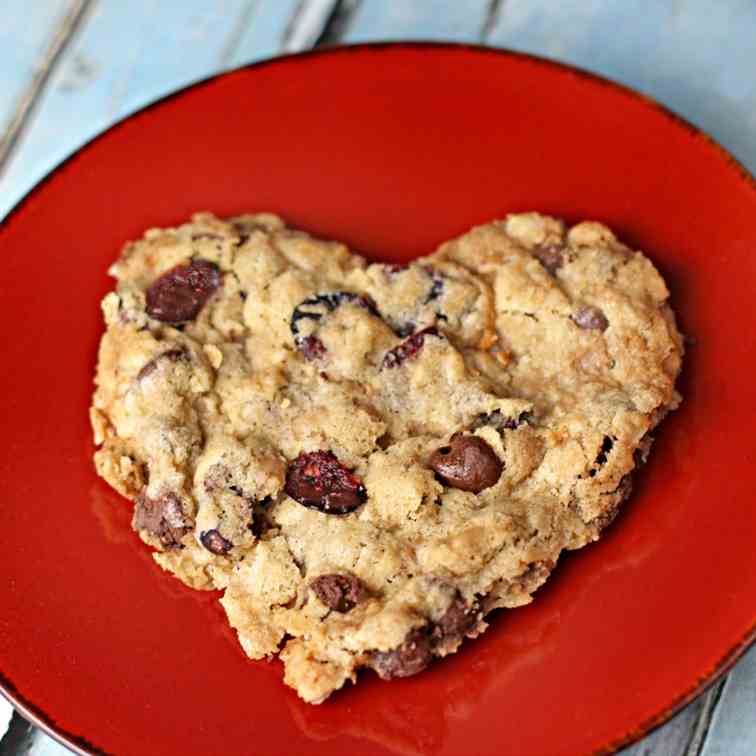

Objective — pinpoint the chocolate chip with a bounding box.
[432,595,479,642]
[310,574,366,612]
[200,529,233,555]
[133,490,190,548]
[370,629,433,680]
[285,451,367,514]
[533,244,564,275]
[429,434,503,493]
[572,305,609,331]
[248,503,273,538]
[136,347,189,381]
[145,259,222,323]
[382,327,439,369]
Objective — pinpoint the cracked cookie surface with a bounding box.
[91,211,683,703]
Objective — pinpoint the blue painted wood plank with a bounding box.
[0,0,304,220]
[701,645,756,756]
[0,1,71,132]
[488,0,756,174]
[343,0,492,43]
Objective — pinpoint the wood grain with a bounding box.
[0,0,72,131]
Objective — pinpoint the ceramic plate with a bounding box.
[2,44,755,756]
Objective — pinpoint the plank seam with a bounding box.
[685,676,729,756]
[282,0,340,52]
[313,0,361,47]
[0,0,94,178]
[481,0,505,42]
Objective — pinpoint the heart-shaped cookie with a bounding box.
[91,211,683,703]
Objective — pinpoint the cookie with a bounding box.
[90,211,683,703]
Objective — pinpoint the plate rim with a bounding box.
[2,40,755,756]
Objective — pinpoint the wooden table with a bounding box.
[1,2,754,754]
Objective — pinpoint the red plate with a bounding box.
[2,43,755,756]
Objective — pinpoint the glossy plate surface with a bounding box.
[1,44,755,756]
